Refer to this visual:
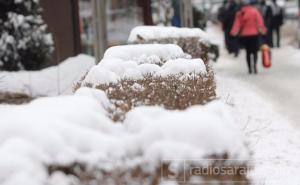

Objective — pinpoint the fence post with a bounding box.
[92,0,108,63]
[180,0,193,27]
[298,0,300,48]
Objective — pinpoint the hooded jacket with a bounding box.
[230,5,267,37]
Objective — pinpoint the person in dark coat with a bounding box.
[219,0,240,56]
[259,0,273,46]
[171,0,181,27]
[269,0,284,48]
[217,0,228,22]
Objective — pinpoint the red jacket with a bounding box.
[231,5,267,37]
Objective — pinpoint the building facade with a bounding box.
[41,0,81,64]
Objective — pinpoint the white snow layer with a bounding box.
[0,87,249,184]
[156,58,207,77]
[128,26,210,43]
[0,54,95,96]
[217,75,300,185]
[103,44,186,61]
[83,44,206,85]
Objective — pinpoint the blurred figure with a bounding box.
[269,0,284,48]
[259,0,273,46]
[219,0,240,57]
[217,0,228,23]
[231,0,267,74]
[171,0,181,27]
[193,6,207,30]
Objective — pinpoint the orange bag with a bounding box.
[261,44,271,68]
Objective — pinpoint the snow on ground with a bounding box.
[0,54,95,97]
[215,46,300,126]
[208,21,300,126]
[1,20,299,184]
[217,75,300,185]
[0,87,249,184]
[210,22,300,184]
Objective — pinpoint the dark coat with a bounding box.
[222,2,239,33]
[272,9,284,28]
[260,4,273,29]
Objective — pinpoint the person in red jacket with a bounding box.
[231,0,267,74]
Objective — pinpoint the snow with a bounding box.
[217,75,300,185]
[103,44,186,62]
[1,19,299,184]
[138,63,161,76]
[83,57,207,85]
[124,102,250,165]
[0,86,249,184]
[0,87,117,185]
[212,36,300,125]
[128,26,210,43]
[82,44,206,85]
[209,22,300,184]
[156,58,207,77]
[82,65,121,85]
[0,54,95,96]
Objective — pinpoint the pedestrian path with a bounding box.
[214,45,300,127]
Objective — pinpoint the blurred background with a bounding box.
[1,0,300,100]
[0,0,298,70]
[20,0,300,67]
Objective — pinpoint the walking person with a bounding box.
[231,0,267,74]
[269,0,284,48]
[259,0,273,46]
[218,0,240,56]
[224,0,240,56]
[171,0,181,27]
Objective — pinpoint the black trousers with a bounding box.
[273,26,281,48]
[265,27,273,47]
[240,35,259,74]
[225,31,239,55]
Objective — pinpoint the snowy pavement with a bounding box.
[206,20,300,127]
[211,24,300,184]
[214,47,300,127]
[0,54,95,97]
[217,74,300,184]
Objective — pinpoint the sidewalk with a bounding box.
[215,46,300,127]
[212,23,300,184]
[217,74,300,184]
